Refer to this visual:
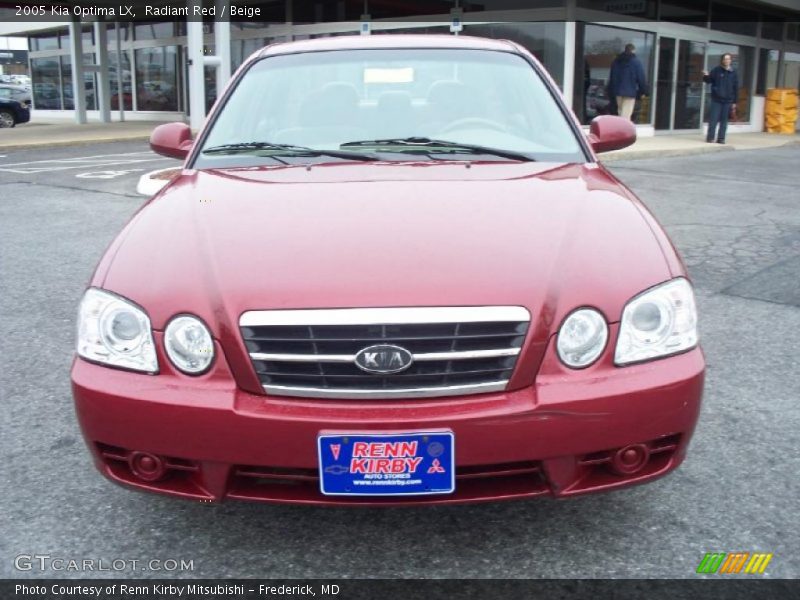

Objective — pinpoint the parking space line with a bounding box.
[0,152,175,174]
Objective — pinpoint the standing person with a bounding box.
[608,43,648,121]
[703,53,738,144]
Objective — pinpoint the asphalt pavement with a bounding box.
[0,142,798,579]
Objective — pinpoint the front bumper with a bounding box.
[16,106,30,124]
[71,335,704,506]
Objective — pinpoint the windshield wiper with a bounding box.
[202,141,379,161]
[340,137,533,162]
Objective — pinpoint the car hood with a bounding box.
[98,161,679,390]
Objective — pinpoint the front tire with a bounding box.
[0,110,16,128]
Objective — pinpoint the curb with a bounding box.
[600,145,731,162]
[0,134,151,152]
[600,136,799,162]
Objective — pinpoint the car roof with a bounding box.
[258,34,519,58]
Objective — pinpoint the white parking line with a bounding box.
[76,168,146,179]
[0,151,175,174]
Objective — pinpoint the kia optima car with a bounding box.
[72,35,704,505]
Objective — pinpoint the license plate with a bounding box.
[317,431,455,496]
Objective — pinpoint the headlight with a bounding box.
[164,315,215,374]
[615,278,698,365]
[557,308,608,368]
[77,288,158,373]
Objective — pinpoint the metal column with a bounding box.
[187,0,206,131]
[563,0,577,113]
[115,21,125,121]
[563,21,576,109]
[67,18,87,124]
[94,21,111,122]
[215,0,232,91]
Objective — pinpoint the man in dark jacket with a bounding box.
[608,43,648,121]
[703,53,738,144]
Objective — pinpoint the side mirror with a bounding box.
[150,122,193,160]
[588,115,637,154]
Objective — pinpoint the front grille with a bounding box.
[240,307,530,399]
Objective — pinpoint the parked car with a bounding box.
[0,97,30,127]
[0,83,31,107]
[1,73,31,86]
[72,35,704,505]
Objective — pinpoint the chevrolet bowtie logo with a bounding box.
[354,344,414,374]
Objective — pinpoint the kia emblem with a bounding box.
[354,344,414,374]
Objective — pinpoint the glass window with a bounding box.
[465,22,566,88]
[82,26,95,48]
[756,49,780,95]
[57,30,91,50]
[134,22,177,40]
[198,48,585,167]
[109,51,133,111]
[106,23,131,44]
[61,55,74,110]
[31,57,62,109]
[576,24,655,125]
[58,31,67,50]
[31,33,59,51]
[59,55,97,110]
[232,37,271,72]
[782,52,800,90]
[204,44,217,113]
[704,43,754,123]
[82,53,97,110]
[135,46,180,111]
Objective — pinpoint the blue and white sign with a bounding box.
[318,431,455,496]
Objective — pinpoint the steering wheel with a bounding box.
[438,117,508,134]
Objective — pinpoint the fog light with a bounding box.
[128,451,167,482]
[611,444,649,475]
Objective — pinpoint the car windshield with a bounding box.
[195,48,585,167]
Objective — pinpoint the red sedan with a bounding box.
[72,35,704,505]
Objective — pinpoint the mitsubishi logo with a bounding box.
[354,344,414,374]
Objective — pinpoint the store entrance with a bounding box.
[656,37,706,130]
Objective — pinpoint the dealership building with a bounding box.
[0,0,798,135]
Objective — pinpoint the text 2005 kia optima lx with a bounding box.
[72,35,704,505]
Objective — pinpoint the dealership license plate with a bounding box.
[317,431,455,496]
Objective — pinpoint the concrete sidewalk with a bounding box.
[1,117,797,158]
[0,119,173,151]
[599,130,799,161]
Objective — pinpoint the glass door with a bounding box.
[655,37,675,130]
[674,40,706,129]
[655,37,706,130]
